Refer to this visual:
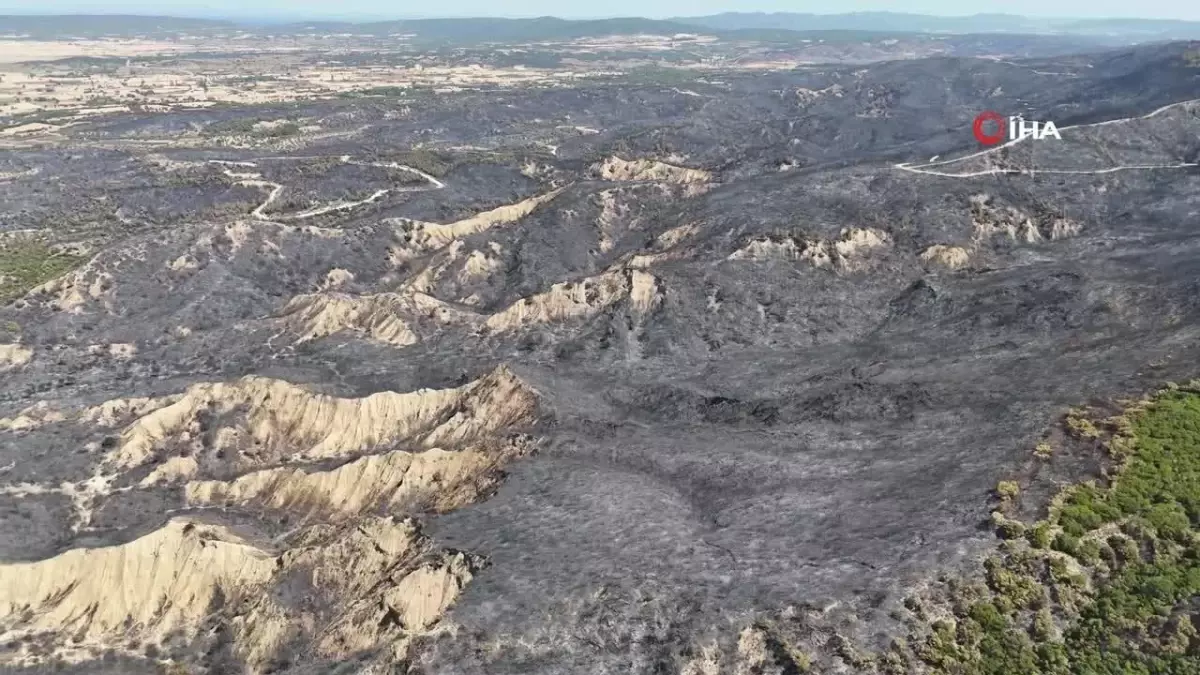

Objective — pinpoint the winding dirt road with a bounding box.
[895,98,1200,178]
[211,156,447,221]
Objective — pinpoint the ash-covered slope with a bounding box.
[0,41,1199,674]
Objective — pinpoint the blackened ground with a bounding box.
[0,40,1198,674]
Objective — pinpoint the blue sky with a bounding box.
[2,0,1198,21]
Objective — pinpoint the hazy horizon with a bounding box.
[1,1,1198,22]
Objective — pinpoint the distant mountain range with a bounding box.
[674,12,1200,40]
[1,12,1198,43]
[281,17,704,42]
[0,14,232,37]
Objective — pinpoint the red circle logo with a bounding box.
[973,111,1006,146]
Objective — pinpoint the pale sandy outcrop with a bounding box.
[485,269,661,332]
[321,267,356,289]
[308,538,479,661]
[186,441,529,518]
[729,236,806,262]
[973,216,1043,243]
[655,223,699,249]
[970,193,1082,244]
[277,518,477,663]
[628,269,664,315]
[109,366,538,480]
[596,156,711,185]
[86,343,137,360]
[310,264,665,340]
[0,122,55,137]
[735,626,770,675]
[388,188,564,262]
[0,519,277,644]
[0,343,31,370]
[624,223,700,269]
[912,195,1084,273]
[920,244,971,269]
[916,195,1081,272]
[24,264,111,313]
[682,626,807,675]
[0,401,64,432]
[834,227,890,258]
[1050,218,1082,240]
[795,83,845,106]
[379,556,474,631]
[462,247,504,280]
[80,396,175,428]
[402,240,507,299]
[596,188,628,253]
[280,292,418,346]
[278,290,477,346]
[0,515,477,671]
[192,220,343,258]
[626,253,668,269]
[729,228,890,271]
[681,643,724,675]
[0,396,171,434]
[167,253,199,272]
[0,360,541,669]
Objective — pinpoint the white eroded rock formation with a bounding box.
[728,227,891,271]
[0,343,32,370]
[0,516,479,670]
[485,269,662,332]
[387,188,565,262]
[277,290,476,346]
[595,155,712,187]
[186,439,530,519]
[0,368,540,671]
[108,366,537,482]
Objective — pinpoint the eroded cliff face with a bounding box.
[0,366,540,672]
[594,156,713,187]
[0,514,485,671]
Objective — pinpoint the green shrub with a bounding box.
[1028,522,1054,549]
[918,620,965,668]
[985,557,1044,610]
[1031,608,1057,641]
[0,242,84,303]
[1057,486,1119,537]
[906,391,1200,675]
[1034,642,1070,675]
[1074,539,1103,566]
[992,511,1026,539]
[1065,414,1100,439]
[1109,535,1142,566]
[997,480,1021,500]
[1051,532,1079,557]
[392,149,454,177]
